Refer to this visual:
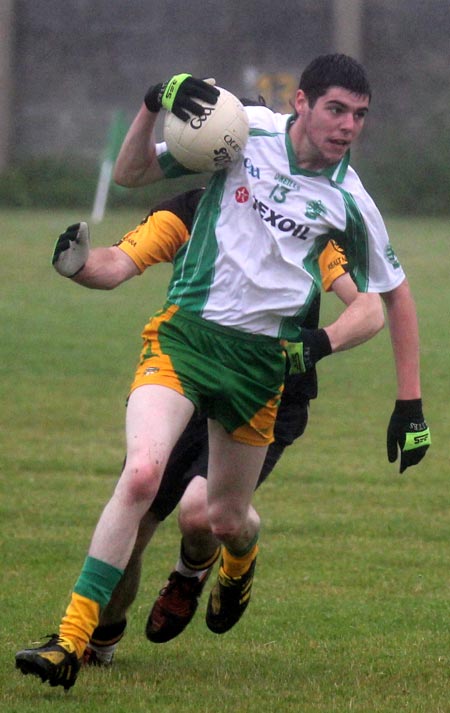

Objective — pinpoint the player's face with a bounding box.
[292,87,369,170]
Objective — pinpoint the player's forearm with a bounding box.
[324,292,384,352]
[113,105,163,187]
[72,247,139,290]
[382,279,421,399]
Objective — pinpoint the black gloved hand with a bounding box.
[284,328,332,375]
[387,399,431,473]
[144,73,219,121]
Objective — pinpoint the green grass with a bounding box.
[1,210,449,712]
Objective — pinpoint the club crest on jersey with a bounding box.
[305,200,327,220]
[385,243,401,268]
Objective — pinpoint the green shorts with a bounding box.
[130,303,286,446]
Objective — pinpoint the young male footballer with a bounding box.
[65,191,366,665]
[15,54,430,690]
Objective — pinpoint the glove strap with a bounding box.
[284,341,306,374]
[161,73,192,112]
[403,427,431,451]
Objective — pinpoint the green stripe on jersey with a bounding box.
[158,149,197,178]
[167,172,226,311]
[249,127,283,138]
[338,188,370,292]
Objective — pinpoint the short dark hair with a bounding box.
[299,54,371,107]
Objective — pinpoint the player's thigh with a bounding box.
[125,384,195,465]
[207,419,267,507]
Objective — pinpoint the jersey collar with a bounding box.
[284,115,350,184]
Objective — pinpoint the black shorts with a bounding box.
[149,392,310,521]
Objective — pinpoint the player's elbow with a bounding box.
[113,168,157,188]
[113,166,136,187]
[353,292,385,341]
[113,154,163,188]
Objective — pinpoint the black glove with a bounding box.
[284,328,332,375]
[144,73,219,121]
[387,399,431,473]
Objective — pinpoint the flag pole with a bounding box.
[91,110,127,223]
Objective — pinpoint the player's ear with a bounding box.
[294,89,308,115]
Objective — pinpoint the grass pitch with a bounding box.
[0,209,449,712]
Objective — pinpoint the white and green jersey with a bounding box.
[157,106,404,340]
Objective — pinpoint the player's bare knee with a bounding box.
[178,476,209,534]
[179,506,210,537]
[119,459,162,504]
[207,503,244,541]
[179,498,209,535]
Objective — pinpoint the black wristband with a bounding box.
[314,328,332,359]
[394,398,423,417]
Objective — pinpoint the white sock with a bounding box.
[87,641,117,663]
[175,558,209,579]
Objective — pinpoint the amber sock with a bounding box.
[222,541,259,579]
[59,592,100,659]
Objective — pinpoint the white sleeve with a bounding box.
[361,195,406,293]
